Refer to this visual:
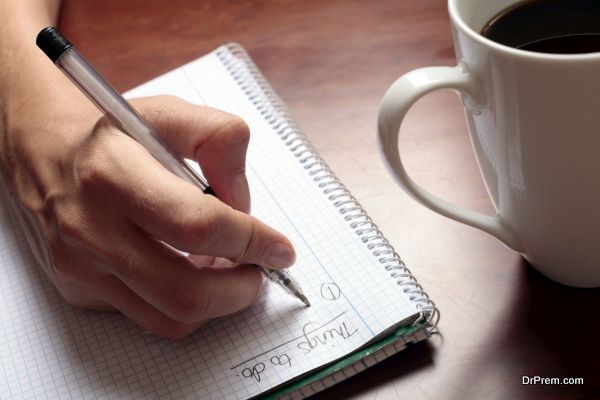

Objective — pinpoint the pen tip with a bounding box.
[297,293,311,307]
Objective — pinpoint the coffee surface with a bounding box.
[482,0,600,54]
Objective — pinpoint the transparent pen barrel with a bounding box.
[259,266,299,287]
[57,48,207,190]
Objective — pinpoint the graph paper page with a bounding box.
[0,46,418,399]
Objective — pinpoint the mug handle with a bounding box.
[377,65,523,252]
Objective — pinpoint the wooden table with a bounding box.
[60,1,600,398]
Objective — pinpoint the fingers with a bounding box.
[101,275,203,339]
[111,136,295,268]
[132,96,251,213]
[64,95,297,334]
[107,225,264,323]
[51,214,259,335]
[45,94,295,337]
[51,233,209,338]
[75,122,295,269]
[131,190,295,269]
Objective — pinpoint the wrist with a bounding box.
[0,0,71,153]
[2,74,97,149]
[0,80,99,197]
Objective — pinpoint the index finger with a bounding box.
[108,227,264,323]
[133,96,252,213]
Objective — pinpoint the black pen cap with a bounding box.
[36,27,73,63]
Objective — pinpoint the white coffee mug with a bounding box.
[377,0,600,287]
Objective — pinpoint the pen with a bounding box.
[36,27,310,307]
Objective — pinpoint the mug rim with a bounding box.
[448,0,600,61]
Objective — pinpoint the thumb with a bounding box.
[195,195,297,269]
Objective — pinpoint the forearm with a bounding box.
[0,0,96,192]
[0,0,64,111]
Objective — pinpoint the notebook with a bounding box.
[0,44,438,399]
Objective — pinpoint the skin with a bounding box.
[0,0,296,339]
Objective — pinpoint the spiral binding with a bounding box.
[216,44,439,331]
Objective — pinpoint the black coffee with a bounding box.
[481,0,600,54]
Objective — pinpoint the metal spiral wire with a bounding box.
[216,44,439,331]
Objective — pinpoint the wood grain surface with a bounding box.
[59,1,600,398]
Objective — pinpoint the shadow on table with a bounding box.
[449,258,600,400]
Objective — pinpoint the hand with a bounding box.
[1,94,296,339]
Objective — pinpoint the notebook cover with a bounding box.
[262,324,429,399]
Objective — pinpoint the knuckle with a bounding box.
[174,202,221,250]
[135,95,183,133]
[74,123,126,193]
[168,282,212,323]
[74,149,113,192]
[213,115,250,147]
[55,210,87,245]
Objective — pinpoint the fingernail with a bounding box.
[265,242,296,268]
